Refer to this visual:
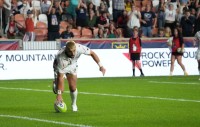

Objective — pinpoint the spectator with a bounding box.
[157,27,165,37]
[180,9,195,36]
[86,9,97,35]
[40,0,51,14]
[60,25,74,39]
[157,0,166,29]
[127,5,141,29]
[11,0,20,15]
[140,4,156,37]
[194,11,200,33]
[165,26,172,37]
[47,2,62,41]
[196,0,200,16]
[76,0,87,30]
[5,14,18,39]
[97,11,109,29]
[2,0,11,34]
[32,8,40,27]
[62,0,76,26]
[112,0,125,22]
[87,1,97,15]
[23,10,35,41]
[107,22,117,38]
[164,3,176,33]
[95,28,106,38]
[98,1,110,17]
[116,10,128,29]
[125,0,133,12]
[18,0,32,15]
[188,0,196,10]
[176,7,183,27]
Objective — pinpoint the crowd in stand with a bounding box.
[0,0,200,41]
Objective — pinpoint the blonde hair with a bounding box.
[66,41,75,49]
[165,27,172,37]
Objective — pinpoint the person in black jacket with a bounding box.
[180,9,195,37]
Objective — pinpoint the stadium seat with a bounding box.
[71,29,81,38]
[81,28,93,38]
[38,14,48,25]
[59,21,69,34]
[34,29,45,41]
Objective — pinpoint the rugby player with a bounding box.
[53,41,106,111]
[193,31,200,80]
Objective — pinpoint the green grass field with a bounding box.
[0,76,200,127]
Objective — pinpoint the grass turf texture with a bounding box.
[0,76,200,127]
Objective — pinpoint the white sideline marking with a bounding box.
[149,81,199,85]
[0,114,93,127]
[0,87,200,103]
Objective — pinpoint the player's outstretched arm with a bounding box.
[90,50,106,76]
[56,73,65,102]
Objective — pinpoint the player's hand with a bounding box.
[56,94,63,103]
[100,66,106,76]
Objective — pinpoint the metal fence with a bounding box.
[22,41,60,50]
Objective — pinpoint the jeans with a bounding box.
[141,26,152,37]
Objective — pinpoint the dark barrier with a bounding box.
[59,37,194,49]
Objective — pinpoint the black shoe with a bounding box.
[140,74,144,77]
[52,81,57,94]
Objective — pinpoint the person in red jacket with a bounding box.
[129,26,144,77]
[23,10,35,41]
[167,27,188,76]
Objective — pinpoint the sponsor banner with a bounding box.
[0,48,198,80]
[0,41,19,50]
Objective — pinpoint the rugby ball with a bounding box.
[167,37,173,46]
[54,101,67,113]
[177,48,185,53]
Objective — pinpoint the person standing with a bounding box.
[193,31,200,80]
[129,26,144,77]
[167,27,188,76]
[180,9,195,37]
[140,4,156,37]
[47,0,63,41]
[53,41,106,111]
[23,10,35,41]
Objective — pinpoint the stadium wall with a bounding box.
[0,48,198,80]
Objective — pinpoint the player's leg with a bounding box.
[66,74,78,111]
[132,60,136,77]
[198,60,200,79]
[177,55,188,75]
[136,60,144,76]
[170,55,176,75]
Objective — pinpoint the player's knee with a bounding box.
[69,87,76,92]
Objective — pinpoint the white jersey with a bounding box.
[194,31,200,60]
[54,44,91,74]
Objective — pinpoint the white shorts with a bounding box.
[196,49,200,60]
[54,63,78,75]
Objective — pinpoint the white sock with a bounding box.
[70,89,77,106]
